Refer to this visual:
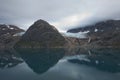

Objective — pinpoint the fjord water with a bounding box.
[0,48,120,80]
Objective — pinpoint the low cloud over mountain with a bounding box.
[0,0,120,31]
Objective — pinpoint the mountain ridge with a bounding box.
[15,19,67,48]
[0,24,25,48]
[0,19,120,49]
[67,20,120,48]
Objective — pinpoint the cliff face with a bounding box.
[0,24,24,48]
[67,20,120,48]
[15,19,67,48]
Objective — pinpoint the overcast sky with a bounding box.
[0,0,120,32]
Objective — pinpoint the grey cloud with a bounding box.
[0,0,120,31]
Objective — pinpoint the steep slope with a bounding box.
[67,20,120,33]
[67,20,120,48]
[0,24,25,48]
[0,24,24,36]
[15,19,67,48]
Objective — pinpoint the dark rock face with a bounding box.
[0,24,25,48]
[67,20,120,33]
[0,24,24,36]
[67,20,120,48]
[15,19,67,48]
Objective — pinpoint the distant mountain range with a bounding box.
[67,20,120,33]
[67,20,120,48]
[0,19,120,48]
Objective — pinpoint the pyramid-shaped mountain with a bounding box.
[15,19,67,48]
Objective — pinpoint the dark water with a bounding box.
[0,48,120,80]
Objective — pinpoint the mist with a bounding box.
[0,0,120,32]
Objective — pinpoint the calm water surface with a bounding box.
[0,48,120,80]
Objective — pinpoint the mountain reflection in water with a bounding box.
[0,48,120,80]
[68,48,120,73]
[0,49,23,69]
[17,48,65,74]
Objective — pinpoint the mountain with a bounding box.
[0,24,24,36]
[67,20,120,33]
[0,24,25,48]
[1,19,120,49]
[15,19,67,48]
[67,20,120,48]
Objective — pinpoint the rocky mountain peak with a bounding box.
[0,24,24,36]
[34,19,49,25]
[0,24,25,48]
[15,19,67,48]
[28,19,58,32]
